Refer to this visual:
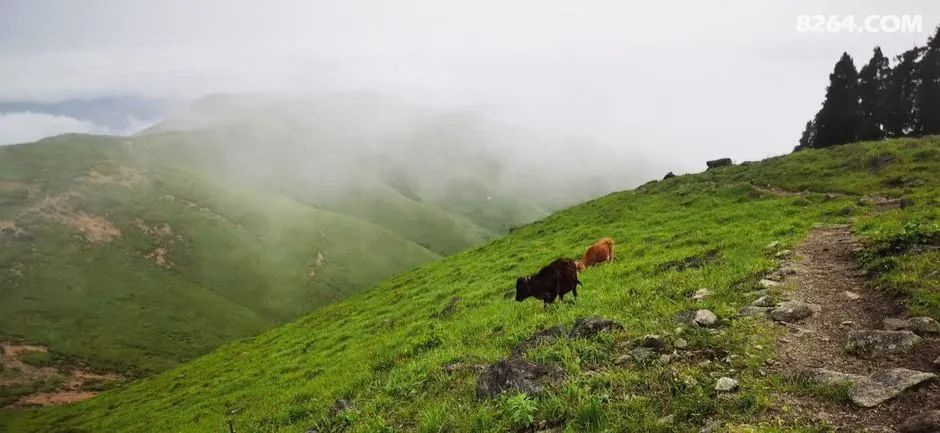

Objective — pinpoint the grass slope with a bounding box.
[0,134,446,377]
[3,137,937,432]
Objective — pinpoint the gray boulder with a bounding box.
[677,309,718,327]
[475,358,566,399]
[714,377,739,392]
[752,295,776,307]
[909,317,940,336]
[759,279,782,289]
[770,301,813,322]
[811,368,937,407]
[883,317,940,336]
[846,330,922,356]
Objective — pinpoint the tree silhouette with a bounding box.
[795,120,816,151]
[883,47,924,137]
[915,25,940,135]
[812,53,860,148]
[857,47,890,140]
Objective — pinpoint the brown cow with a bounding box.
[576,237,614,271]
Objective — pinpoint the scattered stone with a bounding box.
[908,317,940,336]
[739,306,771,317]
[774,250,793,259]
[672,338,692,350]
[699,419,722,433]
[674,338,688,349]
[706,158,732,169]
[752,295,776,307]
[846,330,922,356]
[629,347,657,363]
[766,240,780,249]
[569,317,623,338]
[714,377,739,392]
[842,291,862,301]
[442,362,485,374]
[841,320,856,328]
[770,301,813,322]
[899,410,940,433]
[811,368,937,407]
[691,288,711,300]
[694,310,718,327]
[475,358,566,399]
[656,414,675,425]
[658,354,672,364]
[330,398,355,416]
[639,334,666,351]
[663,172,676,180]
[759,279,782,289]
[933,356,940,369]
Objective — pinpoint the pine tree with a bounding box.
[883,47,924,137]
[813,53,860,148]
[915,25,940,135]
[856,47,890,140]
[795,120,815,151]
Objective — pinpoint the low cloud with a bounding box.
[0,111,156,146]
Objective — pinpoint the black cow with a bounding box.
[515,258,582,305]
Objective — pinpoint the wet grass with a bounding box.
[1,136,937,432]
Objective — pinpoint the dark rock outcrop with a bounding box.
[475,358,566,399]
[706,158,732,169]
[569,316,624,338]
[663,172,676,180]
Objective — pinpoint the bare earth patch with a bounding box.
[309,252,326,278]
[0,341,120,408]
[83,165,143,189]
[0,220,25,236]
[31,193,121,244]
[765,225,939,430]
[147,247,173,268]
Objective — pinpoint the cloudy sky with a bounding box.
[1,0,938,172]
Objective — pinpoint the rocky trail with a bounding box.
[758,224,939,432]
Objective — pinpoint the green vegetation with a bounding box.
[0,131,515,376]
[1,136,936,432]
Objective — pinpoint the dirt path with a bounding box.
[769,225,939,430]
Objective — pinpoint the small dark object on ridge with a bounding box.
[663,172,676,180]
[515,258,581,305]
[706,158,732,169]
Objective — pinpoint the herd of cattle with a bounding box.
[514,237,614,305]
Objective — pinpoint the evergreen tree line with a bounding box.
[796,26,940,151]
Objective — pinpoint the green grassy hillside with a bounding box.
[3,136,937,432]
[0,132,488,380]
